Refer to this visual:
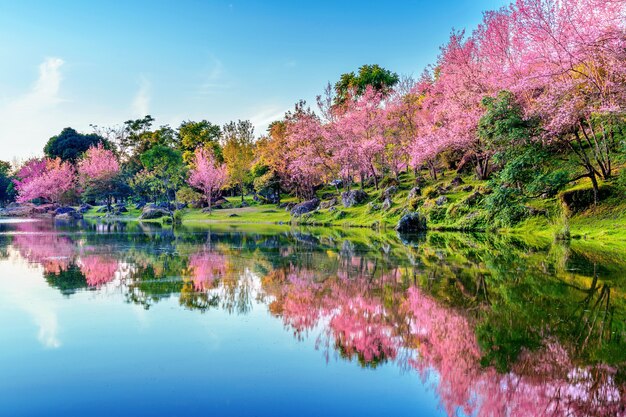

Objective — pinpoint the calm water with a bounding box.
[0,219,624,417]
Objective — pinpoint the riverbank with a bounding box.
[80,168,626,249]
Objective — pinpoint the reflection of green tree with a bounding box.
[124,254,187,309]
[44,264,88,296]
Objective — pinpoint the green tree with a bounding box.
[222,120,255,202]
[0,161,16,204]
[334,64,399,106]
[44,128,110,163]
[138,145,185,207]
[178,120,222,163]
[479,91,568,226]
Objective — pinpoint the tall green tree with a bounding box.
[44,128,110,163]
[0,161,16,204]
[334,64,399,106]
[178,120,222,163]
[222,120,255,202]
[138,145,185,206]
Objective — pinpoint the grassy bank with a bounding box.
[83,168,626,249]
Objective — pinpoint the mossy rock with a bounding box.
[559,185,613,213]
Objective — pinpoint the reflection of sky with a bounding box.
[1,250,61,348]
[0,245,445,417]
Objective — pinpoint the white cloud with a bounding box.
[132,76,151,117]
[0,57,66,161]
[248,105,287,135]
[196,55,230,97]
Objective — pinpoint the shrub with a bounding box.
[408,197,422,211]
[423,186,438,199]
[484,186,528,227]
[176,187,204,208]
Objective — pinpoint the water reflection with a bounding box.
[0,219,624,416]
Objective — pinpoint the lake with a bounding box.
[0,219,623,417]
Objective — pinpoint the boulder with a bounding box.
[239,201,249,208]
[140,207,171,220]
[341,189,368,208]
[395,212,427,233]
[258,189,280,205]
[382,186,398,199]
[367,202,381,213]
[382,198,392,211]
[291,198,320,217]
[320,198,337,210]
[0,203,35,217]
[55,206,76,216]
[435,196,448,206]
[320,192,336,200]
[329,179,343,189]
[450,176,465,187]
[464,191,482,206]
[32,204,59,215]
[78,203,92,214]
[407,187,421,200]
[55,211,83,221]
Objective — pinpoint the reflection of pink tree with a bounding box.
[329,294,397,365]
[12,230,76,274]
[403,287,623,417]
[187,251,227,291]
[78,255,119,287]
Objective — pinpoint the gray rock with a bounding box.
[320,198,337,210]
[0,203,35,217]
[435,196,448,206]
[382,186,398,199]
[382,197,392,211]
[55,211,83,221]
[291,198,320,216]
[55,206,76,215]
[464,191,482,206]
[329,179,343,188]
[78,203,92,214]
[395,212,427,232]
[140,207,171,220]
[407,187,421,200]
[367,202,381,212]
[341,189,368,207]
[450,176,465,187]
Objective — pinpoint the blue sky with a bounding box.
[0,0,507,161]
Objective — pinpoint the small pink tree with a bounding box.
[77,144,121,208]
[78,144,119,181]
[16,158,76,204]
[188,147,228,213]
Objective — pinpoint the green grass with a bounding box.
[81,167,626,251]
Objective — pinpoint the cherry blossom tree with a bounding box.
[188,146,228,213]
[77,144,122,208]
[15,158,76,204]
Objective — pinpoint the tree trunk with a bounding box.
[589,170,599,205]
